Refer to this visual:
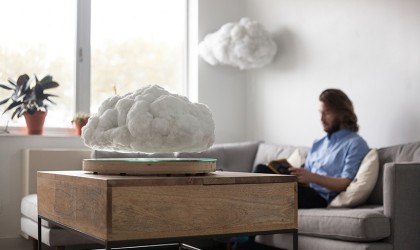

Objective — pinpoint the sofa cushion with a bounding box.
[21,194,57,228]
[252,143,309,172]
[298,206,390,241]
[329,148,379,208]
[287,148,306,168]
[176,141,260,172]
[256,234,393,250]
[368,141,420,205]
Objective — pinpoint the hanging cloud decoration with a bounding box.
[198,17,277,70]
[82,85,215,153]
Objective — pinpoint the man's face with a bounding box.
[319,101,340,134]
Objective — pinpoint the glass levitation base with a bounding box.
[83,158,217,175]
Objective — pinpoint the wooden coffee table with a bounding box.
[37,171,298,250]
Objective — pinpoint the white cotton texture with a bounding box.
[198,17,277,70]
[81,85,215,153]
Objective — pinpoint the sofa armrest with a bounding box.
[383,162,420,250]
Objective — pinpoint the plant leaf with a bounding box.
[2,101,22,114]
[39,75,53,85]
[44,93,59,97]
[16,74,30,87]
[34,83,44,98]
[0,97,10,105]
[36,99,44,107]
[20,86,32,99]
[16,74,30,98]
[17,107,27,118]
[40,81,59,90]
[0,84,14,90]
[44,96,56,105]
[7,78,17,87]
[27,108,36,115]
[11,93,19,102]
[11,107,22,119]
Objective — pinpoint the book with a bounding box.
[267,159,293,175]
[253,159,295,175]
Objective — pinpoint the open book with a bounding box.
[254,149,305,175]
[255,159,292,174]
[266,159,293,174]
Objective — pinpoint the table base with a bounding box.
[38,216,298,250]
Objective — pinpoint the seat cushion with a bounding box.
[21,194,38,222]
[21,194,54,228]
[256,234,392,250]
[298,206,390,241]
[21,194,60,228]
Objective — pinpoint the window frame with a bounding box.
[76,0,91,114]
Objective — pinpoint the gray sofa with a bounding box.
[93,140,420,250]
[23,141,420,250]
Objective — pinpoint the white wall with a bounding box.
[244,0,420,148]
[197,0,247,143]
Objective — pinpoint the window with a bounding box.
[90,0,187,113]
[0,0,77,128]
[0,0,187,129]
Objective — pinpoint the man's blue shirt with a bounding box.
[304,128,369,202]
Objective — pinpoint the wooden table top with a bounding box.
[37,170,297,187]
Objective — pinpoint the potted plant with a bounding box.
[0,73,59,134]
[71,112,90,136]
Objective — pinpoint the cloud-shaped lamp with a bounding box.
[199,17,277,70]
[82,85,215,153]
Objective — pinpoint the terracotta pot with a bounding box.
[74,121,87,136]
[23,111,47,135]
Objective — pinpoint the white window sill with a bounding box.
[0,126,82,137]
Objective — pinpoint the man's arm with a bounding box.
[288,167,351,192]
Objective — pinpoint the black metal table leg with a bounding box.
[105,241,111,250]
[38,215,296,250]
[37,216,42,250]
[179,243,201,250]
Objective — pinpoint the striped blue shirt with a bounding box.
[304,128,369,202]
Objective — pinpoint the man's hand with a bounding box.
[288,167,313,185]
[288,167,352,192]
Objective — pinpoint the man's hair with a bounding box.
[319,89,359,132]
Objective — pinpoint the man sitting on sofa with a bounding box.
[287,88,369,208]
